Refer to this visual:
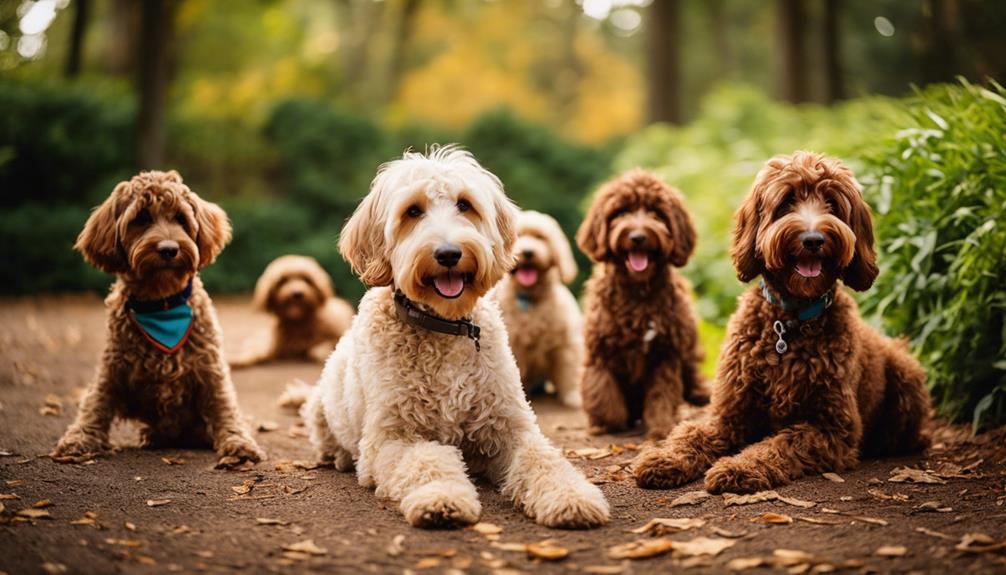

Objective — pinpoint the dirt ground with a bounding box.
[2,294,1005,575]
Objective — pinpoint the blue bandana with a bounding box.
[127,279,194,353]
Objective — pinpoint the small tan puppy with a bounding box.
[231,255,354,368]
[52,171,264,467]
[491,211,583,407]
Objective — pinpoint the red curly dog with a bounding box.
[577,170,707,439]
[634,151,930,493]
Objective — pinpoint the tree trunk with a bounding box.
[777,0,807,103]
[385,0,422,104]
[103,0,138,75]
[137,0,175,169]
[647,0,682,124]
[921,0,958,84]
[821,0,843,103]
[65,0,89,78]
[707,0,732,79]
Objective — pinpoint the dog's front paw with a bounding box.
[401,480,481,529]
[704,457,776,494]
[633,447,703,489]
[51,430,108,461]
[528,481,610,529]
[215,434,265,469]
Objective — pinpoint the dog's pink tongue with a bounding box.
[796,260,823,278]
[433,273,464,297]
[516,267,539,287]
[627,251,649,272]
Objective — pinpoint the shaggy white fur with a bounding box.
[303,146,609,529]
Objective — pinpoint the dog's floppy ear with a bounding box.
[731,174,766,283]
[192,194,232,269]
[76,183,129,274]
[339,182,393,287]
[841,178,879,291]
[576,189,610,262]
[252,259,283,312]
[535,212,577,284]
[661,189,697,267]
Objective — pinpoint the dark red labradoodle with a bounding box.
[576,169,707,439]
[633,151,930,494]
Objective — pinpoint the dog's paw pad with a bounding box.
[216,436,265,468]
[403,481,480,529]
[52,433,108,461]
[531,484,610,529]
[632,451,698,489]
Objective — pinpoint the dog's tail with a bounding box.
[279,378,314,411]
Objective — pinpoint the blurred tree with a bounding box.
[137,0,177,168]
[646,0,682,123]
[385,0,422,104]
[65,0,89,77]
[920,0,958,84]
[821,0,843,102]
[102,0,138,75]
[777,0,807,103]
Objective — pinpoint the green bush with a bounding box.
[859,80,1006,429]
[616,85,903,324]
[0,80,135,208]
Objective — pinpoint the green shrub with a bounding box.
[859,80,1006,429]
[0,80,135,208]
[0,203,108,293]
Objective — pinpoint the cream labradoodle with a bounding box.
[302,146,610,529]
[490,210,583,407]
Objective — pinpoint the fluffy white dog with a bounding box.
[302,146,609,529]
[490,210,584,407]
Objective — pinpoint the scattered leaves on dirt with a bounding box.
[282,539,327,556]
[231,479,255,495]
[821,472,845,483]
[161,456,185,465]
[255,517,289,526]
[145,499,171,507]
[70,511,100,528]
[386,534,406,557]
[629,517,705,535]
[668,490,711,508]
[727,556,765,570]
[566,447,614,460]
[867,488,909,502]
[105,538,143,548]
[608,536,735,560]
[39,394,62,417]
[582,565,627,574]
[955,533,1006,554]
[851,515,888,526]
[722,490,815,509]
[472,522,503,536]
[915,500,952,513]
[32,499,52,508]
[526,540,569,561]
[888,467,946,484]
[915,526,953,540]
[17,508,51,519]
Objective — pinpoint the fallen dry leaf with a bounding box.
[608,538,677,560]
[255,517,289,526]
[875,545,907,557]
[672,536,736,557]
[821,472,844,483]
[754,512,793,525]
[566,447,613,460]
[32,499,52,508]
[711,526,746,538]
[414,557,440,569]
[69,511,99,527]
[773,549,816,566]
[582,565,627,575]
[888,467,945,484]
[490,542,528,552]
[629,517,705,535]
[386,534,406,557]
[851,516,888,526]
[161,456,185,465]
[727,557,765,571]
[125,521,136,531]
[105,538,143,547]
[777,495,816,509]
[915,501,952,513]
[472,522,503,536]
[668,490,711,508]
[795,516,841,526]
[231,480,255,495]
[955,533,1006,554]
[915,526,953,540]
[41,562,67,574]
[0,493,19,500]
[5,480,25,487]
[282,539,328,555]
[16,508,51,519]
[866,488,909,502]
[723,490,779,506]
[257,421,279,432]
[526,542,569,561]
[145,499,171,507]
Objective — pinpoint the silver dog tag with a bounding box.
[773,320,788,354]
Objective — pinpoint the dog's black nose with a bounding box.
[800,231,825,252]
[434,244,462,268]
[291,291,304,300]
[157,240,179,260]
[630,232,647,246]
[521,249,534,259]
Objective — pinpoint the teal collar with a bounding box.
[516,291,533,312]
[126,279,195,353]
[760,279,835,322]
[760,279,835,355]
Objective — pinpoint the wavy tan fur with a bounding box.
[302,146,609,529]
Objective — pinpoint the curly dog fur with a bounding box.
[52,171,264,467]
[576,169,707,439]
[634,151,930,493]
[302,146,609,529]
[490,210,584,407]
[230,255,355,369]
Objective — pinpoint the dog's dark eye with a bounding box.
[405,205,423,218]
[174,213,187,227]
[456,199,471,213]
[775,195,795,217]
[132,209,152,226]
[826,197,840,213]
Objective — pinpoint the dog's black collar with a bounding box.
[393,290,481,351]
[127,278,193,313]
